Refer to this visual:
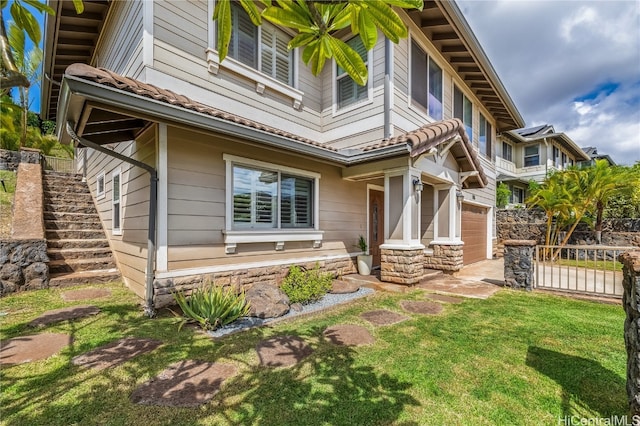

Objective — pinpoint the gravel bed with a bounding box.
[209,287,375,338]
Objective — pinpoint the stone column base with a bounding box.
[503,239,536,290]
[381,248,424,285]
[424,243,463,272]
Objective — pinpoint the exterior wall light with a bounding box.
[456,190,465,201]
[413,178,424,192]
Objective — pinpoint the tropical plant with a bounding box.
[356,234,368,252]
[213,0,422,86]
[280,264,333,304]
[496,182,511,208]
[173,283,250,331]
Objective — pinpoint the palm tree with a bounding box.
[586,160,624,243]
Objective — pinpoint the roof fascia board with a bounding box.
[437,0,525,128]
[61,75,409,166]
[41,0,62,118]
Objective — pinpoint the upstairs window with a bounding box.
[561,152,568,168]
[502,142,513,162]
[336,36,369,109]
[454,86,473,141]
[410,41,443,119]
[479,114,492,158]
[227,3,293,85]
[96,171,105,200]
[552,145,560,167]
[524,145,540,167]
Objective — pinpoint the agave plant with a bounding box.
[173,283,250,331]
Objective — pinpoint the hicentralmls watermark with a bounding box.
[558,416,640,426]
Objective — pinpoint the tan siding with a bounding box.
[95,0,143,75]
[154,0,207,58]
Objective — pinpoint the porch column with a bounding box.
[425,184,464,272]
[380,167,425,284]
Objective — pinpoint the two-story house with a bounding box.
[496,125,590,205]
[42,0,524,311]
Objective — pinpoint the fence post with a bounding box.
[503,240,536,291]
[620,250,640,417]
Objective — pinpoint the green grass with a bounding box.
[0,169,17,238]
[555,258,623,272]
[0,283,626,425]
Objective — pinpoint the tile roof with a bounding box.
[64,63,336,152]
[363,118,488,187]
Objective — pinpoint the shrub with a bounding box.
[173,283,250,331]
[496,182,511,208]
[280,264,333,304]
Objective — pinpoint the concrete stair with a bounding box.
[43,171,120,287]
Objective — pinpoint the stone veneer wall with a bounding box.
[503,240,536,291]
[620,250,640,417]
[380,248,424,284]
[153,256,357,307]
[0,240,49,294]
[424,243,463,272]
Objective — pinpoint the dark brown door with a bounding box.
[461,203,488,265]
[369,189,384,268]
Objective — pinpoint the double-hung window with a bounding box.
[336,36,369,109]
[410,41,443,119]
[479,113,492,158]
[227,3,293,85]
[96,171,105,200]
[231,164,315,229]
[524,145,540,167]
[502,142,513,162]
[454,86,473,141]
[112,169,122,235]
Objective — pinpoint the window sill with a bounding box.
[205,48,303,110]
[222,229,324,254]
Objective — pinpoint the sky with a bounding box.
[457,0,640,166]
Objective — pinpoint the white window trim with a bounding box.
[332,38,373,116]
[524,144,540,167]
[407,35,443,121]
[112,168,122,236]
[453,83,474,142]
[96,170,105,200]
[206,1,302,109]
[223,154,322,253]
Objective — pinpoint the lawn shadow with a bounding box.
[526,346,625,418]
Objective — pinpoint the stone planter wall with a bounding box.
[503,240,536,291]
[424,243,464,272]
[0,239,49,294]
[621,250,640,417]
[153,256,356,308]
[380,248,424,284]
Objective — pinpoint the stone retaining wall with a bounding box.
[380,248,424,284]
[620,250,640,416]
[424,243,464,272]
[153,256,356,307]
[0,239,49,294]
[0,148,41,171]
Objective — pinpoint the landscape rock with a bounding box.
[245,283,290,319]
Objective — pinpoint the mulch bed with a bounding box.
[130,360,238,407]
[0,333,71,365]
[61,288,111,302]
[360,310,409,326]
[72,337,162,370]
[400,300,443,315]
[256,335,313,368]
[330,280,360,294]
[323,324,375,346]
[425,294,464,304]
[29,305,100,327]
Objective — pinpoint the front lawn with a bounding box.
[0,283,626,425]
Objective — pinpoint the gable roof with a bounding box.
[502,126,590,161]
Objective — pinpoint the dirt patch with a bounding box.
[425,294,464,304]
[400,301,443,315]
[330,280,360,294]
[131,360,238,407]
[61,288,112,302]
[0,333,71,365]
[323,324,375,346]
[256,335,313,368]
[360,310,409,326]
[72,337,162,370]
[29,305,100,327]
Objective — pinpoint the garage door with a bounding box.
[461,204,488,265]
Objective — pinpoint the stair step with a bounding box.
[45,204,97,214]
[49,269,121,287]
[46,229,107,240]
[43,171,83,180]
[44,211,99,221]
[44,219,103,230]
[49,257,116,273]
[47,238,111,249]
[43,185,91,194]
[45,192,93,202]
[47,247,114,261]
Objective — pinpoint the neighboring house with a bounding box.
[42,0,524,310]
[580,146,616,167]
[496,125,590,205]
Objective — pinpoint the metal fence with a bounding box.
[534,245,635,298]
[43,156,76,174]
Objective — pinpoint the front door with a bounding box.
[369,189,384,268]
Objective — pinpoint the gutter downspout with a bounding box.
[383,36,393,140]
[66,122,158,318]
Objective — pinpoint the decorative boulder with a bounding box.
[245,283,290,319]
